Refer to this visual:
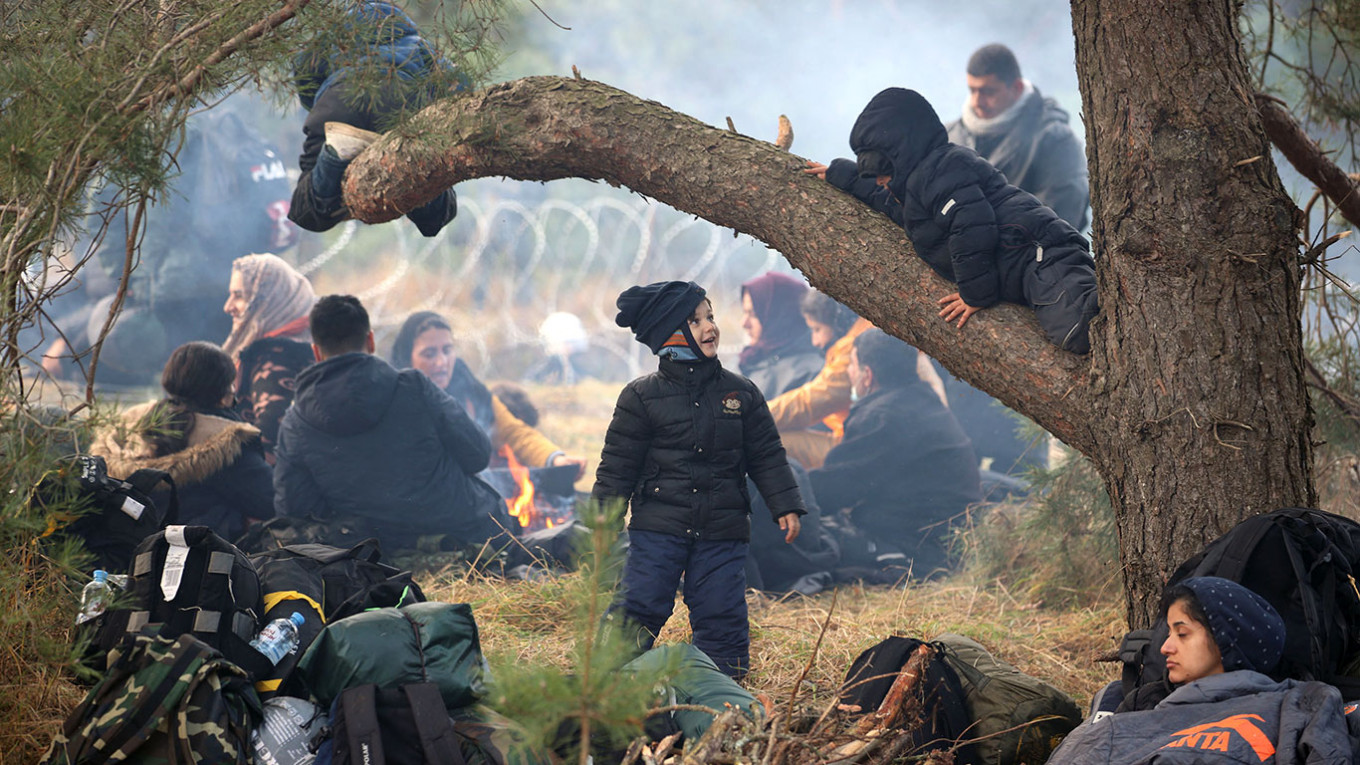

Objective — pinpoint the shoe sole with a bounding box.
[324,122,382,142]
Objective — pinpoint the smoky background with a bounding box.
[33,1,1088,388]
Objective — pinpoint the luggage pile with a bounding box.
[41,523,509,765]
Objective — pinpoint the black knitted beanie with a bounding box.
[615,281,708,354]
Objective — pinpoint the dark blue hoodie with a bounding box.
[272,352,508,548]
[288,1,461,236]
[293,1,446,113]
[826,88,1091,309]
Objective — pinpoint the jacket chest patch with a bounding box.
[721,392,742,415]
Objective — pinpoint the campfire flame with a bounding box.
[500,445,554,529]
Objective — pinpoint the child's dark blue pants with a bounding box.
[620,529,750,679]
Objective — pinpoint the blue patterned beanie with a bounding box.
[1179,576,1286,675]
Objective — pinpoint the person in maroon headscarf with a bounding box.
[737,272,825,400]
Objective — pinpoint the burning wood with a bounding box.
[483,446,578,532]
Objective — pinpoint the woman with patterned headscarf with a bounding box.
[222,253,316,461]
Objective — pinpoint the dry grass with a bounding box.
[15,557,1129,763]
[423,566,1127,721]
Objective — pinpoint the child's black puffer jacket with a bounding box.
[592,357,805,541]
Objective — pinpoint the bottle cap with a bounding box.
[93,570,108,583]
[289,612,305,626]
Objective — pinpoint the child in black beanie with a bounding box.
[593,280,806,679]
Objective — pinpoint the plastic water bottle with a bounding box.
[250,612,305,665]
[76,569,111,625]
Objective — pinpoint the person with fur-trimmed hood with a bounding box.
[92,342,274,541]
[593,280,805,679]
[806,87,1099,354]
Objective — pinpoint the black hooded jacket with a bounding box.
[288,1,457,237]
[273,352,505,547]
[825,88,1091,310]
[592,357,805,541]
[811,380,980,553]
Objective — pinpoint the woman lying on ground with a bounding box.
[92,341,274,541]
[222,253,316,463]
[1047,576,1359,764]
[389,311,586,478]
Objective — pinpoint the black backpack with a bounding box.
[314,683,517,765]
[1121,507,1360,702]
[46,455,178,573]
[85,525,272,680]
[838,636,976,763]
[249,539,426,697]
[318,684,456,765]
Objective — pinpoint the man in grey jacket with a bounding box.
[946,44,1090,231]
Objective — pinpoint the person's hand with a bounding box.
[552,453,588,480]
[937,293,984,328]
[779,513,802,544]
[41,339,67,379]
[803,160,829,180]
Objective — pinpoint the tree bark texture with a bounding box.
[344,34,1316,626]
[1073,0,1314,624]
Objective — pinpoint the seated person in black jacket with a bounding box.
[92,341,273,541]
[288,1,459,237]
[806,87,1099,354]
[273,295,511,553]
[810,329,981,581]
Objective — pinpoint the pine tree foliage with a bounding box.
[1245,0,1360,172]
[0,2,506,759]
[487,501,679,765]
[0,0,503,397]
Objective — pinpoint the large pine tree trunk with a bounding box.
[1072,0,1313,624]
[343,0,1316,626]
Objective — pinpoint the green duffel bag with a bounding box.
[294,602,489,711]
[933,633,1081,765]
[624,644,764,742]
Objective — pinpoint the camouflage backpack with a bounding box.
[42,626,261,765]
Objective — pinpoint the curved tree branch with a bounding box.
[1255,93,1360,229]
[343,75,1097,453]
